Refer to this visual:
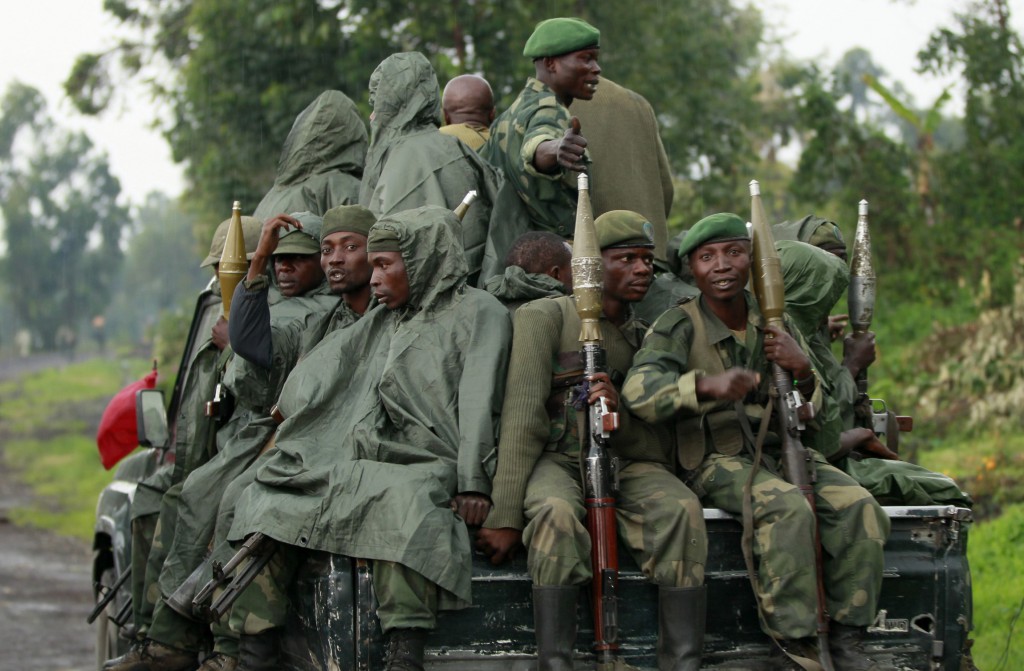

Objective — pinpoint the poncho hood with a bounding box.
[777,239,849,339]
[360,53,443,203]
[275,90,367,186]
[375,205,467,313]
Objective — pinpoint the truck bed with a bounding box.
[281,505,973,670]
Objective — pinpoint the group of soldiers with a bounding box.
[103,16,970,671]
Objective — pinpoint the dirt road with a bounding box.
[0,353,101,671]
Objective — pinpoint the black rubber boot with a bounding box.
[236,631,278,671]
[533,585,579,671]
[657,585,706,671]
[829,622,880,671]
[383,628,427,671]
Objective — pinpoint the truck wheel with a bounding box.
[95,567,121,670]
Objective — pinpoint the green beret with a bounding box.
[807,221,846,250]
[273,212,322,256]
[678,213,749,257]
[201,215,263,268]
[321,205,376,242]
[366,225,401,253]
[595,210,655,250]
[523,18,600,59]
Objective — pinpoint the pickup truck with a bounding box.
[92,283,976,670]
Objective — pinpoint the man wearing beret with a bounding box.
[622,213,889,671]
[480,17,601,240]
[478,211,707,671]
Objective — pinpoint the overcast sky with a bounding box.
[0,0,1018,206]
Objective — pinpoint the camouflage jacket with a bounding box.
[480,77,585,237]
[623,293,820,470]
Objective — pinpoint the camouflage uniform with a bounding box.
[480,77,584,238]
[485,296,706,588]
[623,293,890,639]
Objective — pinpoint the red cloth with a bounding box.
[96,368,158,470]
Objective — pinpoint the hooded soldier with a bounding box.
[358,53,500,285]
[224,206,511,669]
[777,240,971,508]
[252,90,368,220]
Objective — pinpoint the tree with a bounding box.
[0,82,130,349]
[66,0,764,232]
[106,192,205,344]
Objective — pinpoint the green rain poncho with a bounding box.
[230,206,512,604]
[483,265,567,312]
[778,240,970,506]
[253,90,367,220]
[359,53,500,285]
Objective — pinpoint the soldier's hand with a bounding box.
[556,117,587,172]
[763,325,812,380]
[696,369,760,402]
[842,330,876,378]
[841,427,899,461]
[475,527,524,565]
[587,372,618,412]
[254,214,302,259]
[453,492,492,526]
[211,316,229,351]
[828,314,849,341]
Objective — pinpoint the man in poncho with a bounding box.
[483,231,572,312]
[226,206,512,670]
[777,240,971,508]
[359,53,499,285]
[252,90,367,220]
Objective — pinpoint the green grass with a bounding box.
[967,502,1024,670]
[0,357,152,541]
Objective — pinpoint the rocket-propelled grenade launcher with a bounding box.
[749,179,834,671]
[848,199,876,400]
[218,200,248,320]
[572,173,621,664]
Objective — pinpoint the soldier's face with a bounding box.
[690,240,751,304]
[273,253,324,298]
[369,251,411,310]
[602,246,654,304]
[321,232,372,295]
[546,49,601,101]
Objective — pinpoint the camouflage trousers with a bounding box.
[522,451,707,587]
[130,481,183,636]
[129,513,158,636]
[690,451,890,639]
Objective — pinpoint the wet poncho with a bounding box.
[358,53,500,285]
[778,240,971,506]
[230,206,512,604]
[253,90,367,220]
[483,265,567,313]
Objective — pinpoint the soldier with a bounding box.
[358,52,500,285]
[570,76,675,261]
[477,211,707,671]
[774,215,851,340]
[112,214,261,670]
[483,231,573,312]
[219,206,511,671]
[480,17,600,239]
[194,205,379,669]
[777,239,971,508]
[622,213,890,671]
[252,90,368,220]
[438,74,495,151]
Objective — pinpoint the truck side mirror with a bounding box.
[136,389,169,449]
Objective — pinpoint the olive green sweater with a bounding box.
[485,295,673,530]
